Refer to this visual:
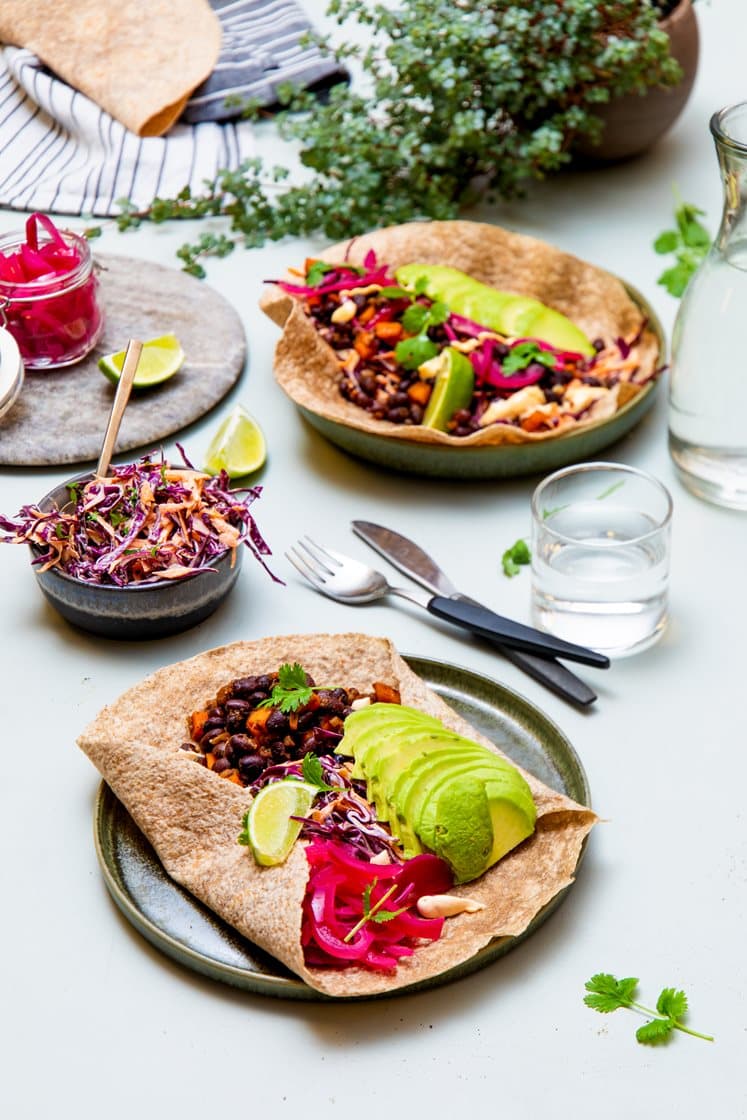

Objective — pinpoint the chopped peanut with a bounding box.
[417,894,486,919]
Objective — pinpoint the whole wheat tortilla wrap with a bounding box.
[77,634,595,997]
[0,1,221,136]
[260,219,660,446]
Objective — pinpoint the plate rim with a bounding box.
[93,653,592,1001]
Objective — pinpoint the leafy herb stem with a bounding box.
[343,882,404,943]
[584,973,714,1045]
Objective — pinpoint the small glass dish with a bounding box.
[0,220,104,370]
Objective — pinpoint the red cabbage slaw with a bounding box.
[252,752,404,862]
[302,838,453,971]
[0,448,278,587]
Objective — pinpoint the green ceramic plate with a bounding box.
[94,655,591,1001]
[297,283,664,479]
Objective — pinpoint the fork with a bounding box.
[286,538,609,669]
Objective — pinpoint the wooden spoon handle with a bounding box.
[96,339,143,479]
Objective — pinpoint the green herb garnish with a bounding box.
[343,880,408,943]
[502,538,531,578]
[654,197,711,297]
[66,482,82,504]
[503,342,556,376]
[306,261,335,287]
[395,335,439,370]
[237,809,251,847]
[301,752,337,792]
[584,973,713,1045]
[258,662,314,713]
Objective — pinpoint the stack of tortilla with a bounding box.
[78,634,596,998]
[0,0,221,135]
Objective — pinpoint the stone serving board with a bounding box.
[0,254,246,466]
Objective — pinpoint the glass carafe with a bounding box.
[669,102,747,510]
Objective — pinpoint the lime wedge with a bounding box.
[98,334,184,389]
[204,405,267,478]
[421,347,475,431]
[246,780,317,866]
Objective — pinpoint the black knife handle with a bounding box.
[426,595,610,669]
[496,645,597,706]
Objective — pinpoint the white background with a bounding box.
[1,1,745,1116]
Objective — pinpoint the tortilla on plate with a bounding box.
[260,220,660,446]
[78,633,595,997]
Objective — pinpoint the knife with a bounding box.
[351,520,599,707]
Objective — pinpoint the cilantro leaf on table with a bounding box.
[635,1017,675,1045]
[259,662,313,713]
[502,538,531,578]
[654,196,711,297]
[583,973,713,1045]
[583,972,638,1012]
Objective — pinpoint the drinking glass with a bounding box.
[530,463,672,658]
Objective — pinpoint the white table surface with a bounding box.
[1,3,745,1116]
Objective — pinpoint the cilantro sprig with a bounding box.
[393,285,450,371]
[301,752,337,792]
[501,538,531,578]
[503,341,556,376]
[343,880,409,943]
[584,973,713,1045]
[654,197,711,298]
[258,662,314,713]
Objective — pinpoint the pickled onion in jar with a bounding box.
[0,213,103,369]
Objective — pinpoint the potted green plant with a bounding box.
[575,0,699,160]
[115,1,700,273]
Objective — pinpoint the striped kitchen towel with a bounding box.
[0,0,345,216]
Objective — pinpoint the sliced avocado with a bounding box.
[366,730,463,822]
[388,743,492,855]
[417,759,534,832]
[420,777,495,884]
[422,775,536,883]
[394,263,594,357]
[417,763,535,858]
[420,347,474,432]
[335,703,441,777]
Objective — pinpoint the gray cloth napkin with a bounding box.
[184,0,345,122]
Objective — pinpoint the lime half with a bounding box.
[246,780,317,867]
[204,405,267,478]
[98,334,184,389]
[421,347,475,431]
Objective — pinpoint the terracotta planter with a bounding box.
[575,0,700,162]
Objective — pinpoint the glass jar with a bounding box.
[669,101,747,509]
[0,228,104,370]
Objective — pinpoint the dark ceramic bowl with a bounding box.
[31,476,243,640]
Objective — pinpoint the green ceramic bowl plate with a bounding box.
[94,654,592,1001]
[298,283,664,479]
